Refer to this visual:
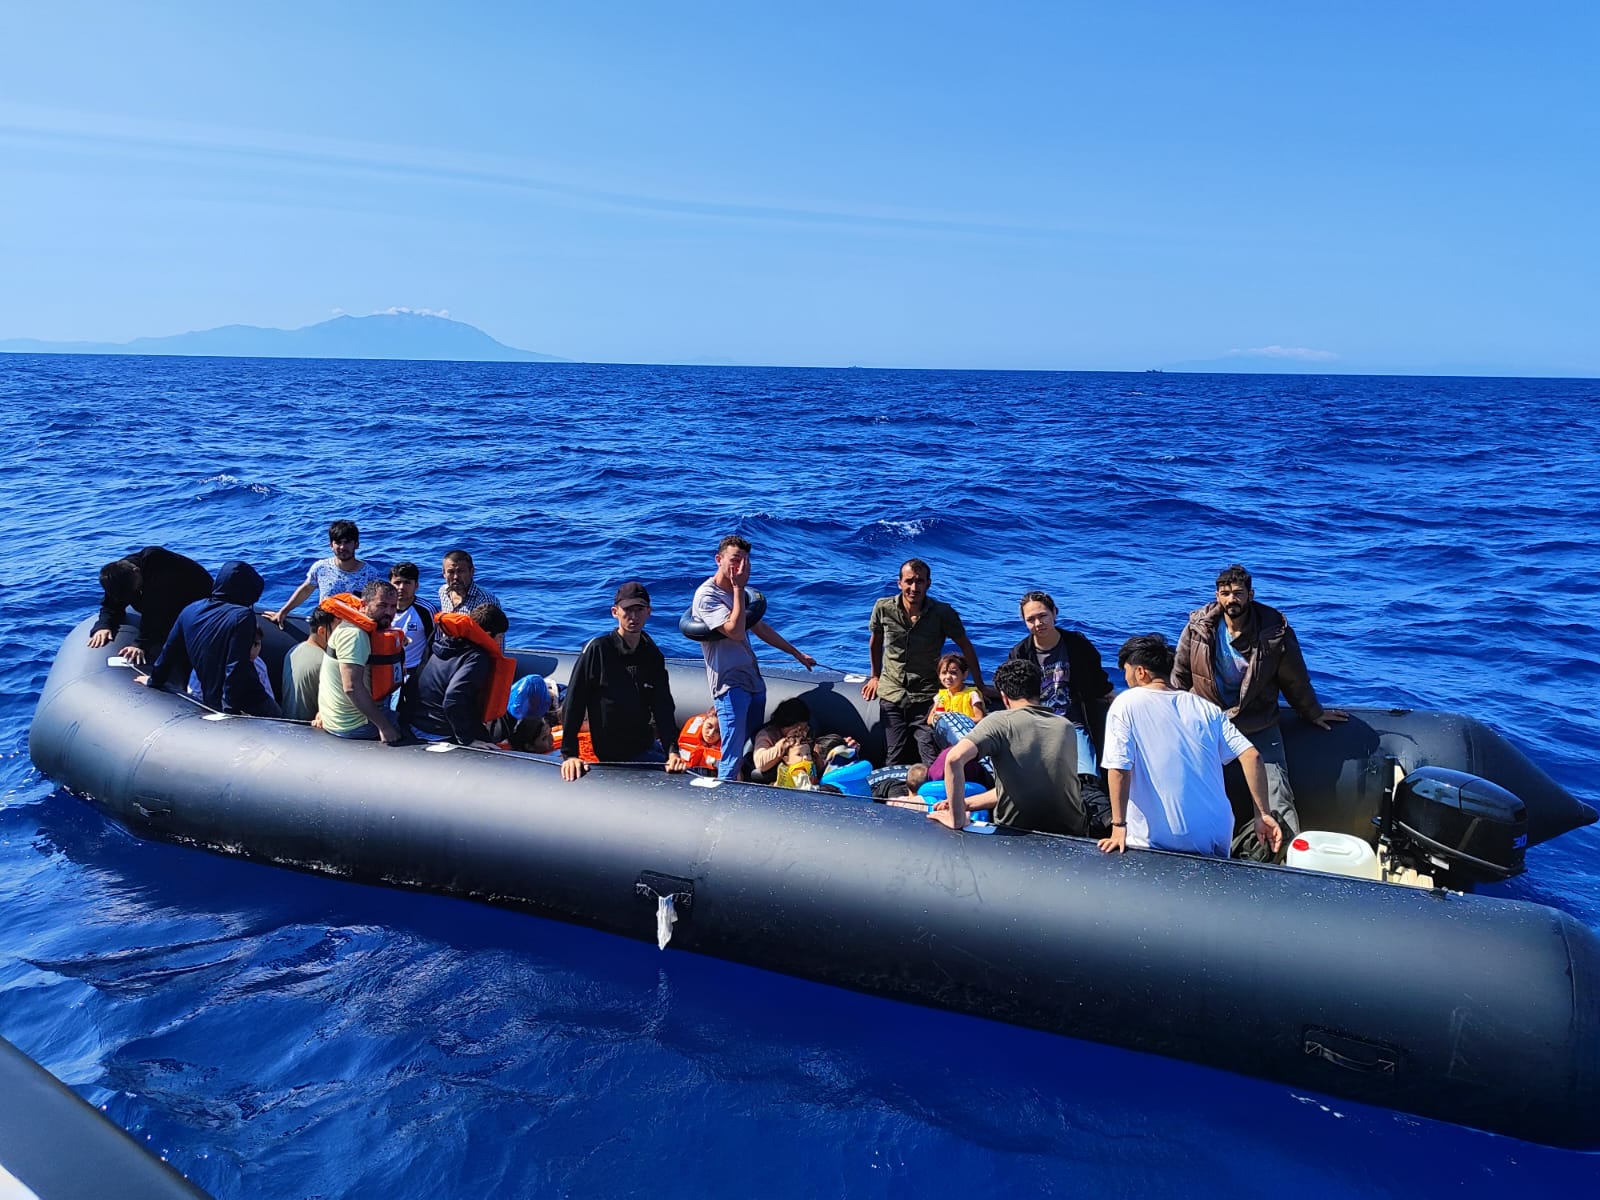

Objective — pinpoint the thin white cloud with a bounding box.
[374,306,450,318]
[1227,345,1339,362]
[0,100,1108,242]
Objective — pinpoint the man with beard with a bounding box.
[141,560,280,717]
[1171,564,1346,839]
[88,545,214,666]
[316,580,403,743]
[264,519,386,627]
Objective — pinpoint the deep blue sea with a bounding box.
[1,355,1598,1197]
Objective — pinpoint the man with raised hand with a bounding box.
[560,581,687,781]
[1101,634,1279,858]
[264,519,386,627]
[691,536,816,781]
[863,558,985,767]
[1171,563,1346,839]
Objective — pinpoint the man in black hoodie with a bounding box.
[88,546,213,666]
[141,561,280,717]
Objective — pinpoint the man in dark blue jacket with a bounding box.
[142,561,280,717]
[400,603,513,745]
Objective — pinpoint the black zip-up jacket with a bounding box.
[1004,629,1114,757]
[93,546,214,658]
[562,630,679,763]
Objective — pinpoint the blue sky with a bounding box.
[2,2,1595,373]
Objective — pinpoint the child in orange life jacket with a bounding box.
[677,708,722,773]
[926,652,987,723]
[506,715,556,755]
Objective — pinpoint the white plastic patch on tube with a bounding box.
[689,775,722,789]
[201,712,234,722]
[424,742,458,753]
[656,893,677,950]
[106,656,135,668]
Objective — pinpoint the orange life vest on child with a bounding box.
[677,712,722,771]
[320,593,406,701]
[434,611,516,724]
[550,725,598,763]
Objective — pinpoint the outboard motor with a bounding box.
[1379,765,1527,890]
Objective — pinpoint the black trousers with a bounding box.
[882,697,938,767]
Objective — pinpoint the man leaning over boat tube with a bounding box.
[89,545,213,667]
[1170,563,1346,842]
[562,581,689,781]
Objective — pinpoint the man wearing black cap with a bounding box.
[560,581,688,781]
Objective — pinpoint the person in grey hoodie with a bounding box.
[142,561,280,717]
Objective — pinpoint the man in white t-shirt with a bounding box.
[388,561,435,676]
[1099,634,1280,858]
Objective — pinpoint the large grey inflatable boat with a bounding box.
[28,616,1600,1149]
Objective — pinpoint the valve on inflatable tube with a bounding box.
[679,589,766,642]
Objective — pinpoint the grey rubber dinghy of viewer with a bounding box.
[28,615,1600,1149]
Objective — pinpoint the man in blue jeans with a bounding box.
[690,535,815,780]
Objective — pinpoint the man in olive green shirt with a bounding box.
[862,558,985,767]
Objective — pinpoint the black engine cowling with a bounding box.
[1383,765,1528,889]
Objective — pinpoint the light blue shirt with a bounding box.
[1213,626,1248,707]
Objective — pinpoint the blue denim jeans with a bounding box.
[713,685,766,780]
[328,722,381,741]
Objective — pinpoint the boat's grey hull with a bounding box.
[27,618,1600,1149]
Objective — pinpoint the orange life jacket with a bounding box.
[677,712,722,771]
[550,725,598,763]
[435,610,516,724]
[319,593,406,701]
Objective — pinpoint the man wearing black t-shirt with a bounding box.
[561,581,688,781]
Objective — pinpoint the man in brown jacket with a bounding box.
[1171,564,1346,843]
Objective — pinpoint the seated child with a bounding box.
[189,626,274,707]
[506,715,556,755]
[926,653,986,723]
[678,708,722,773]
[774,736,815,789]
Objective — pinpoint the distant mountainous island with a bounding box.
[0,312,564,363]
